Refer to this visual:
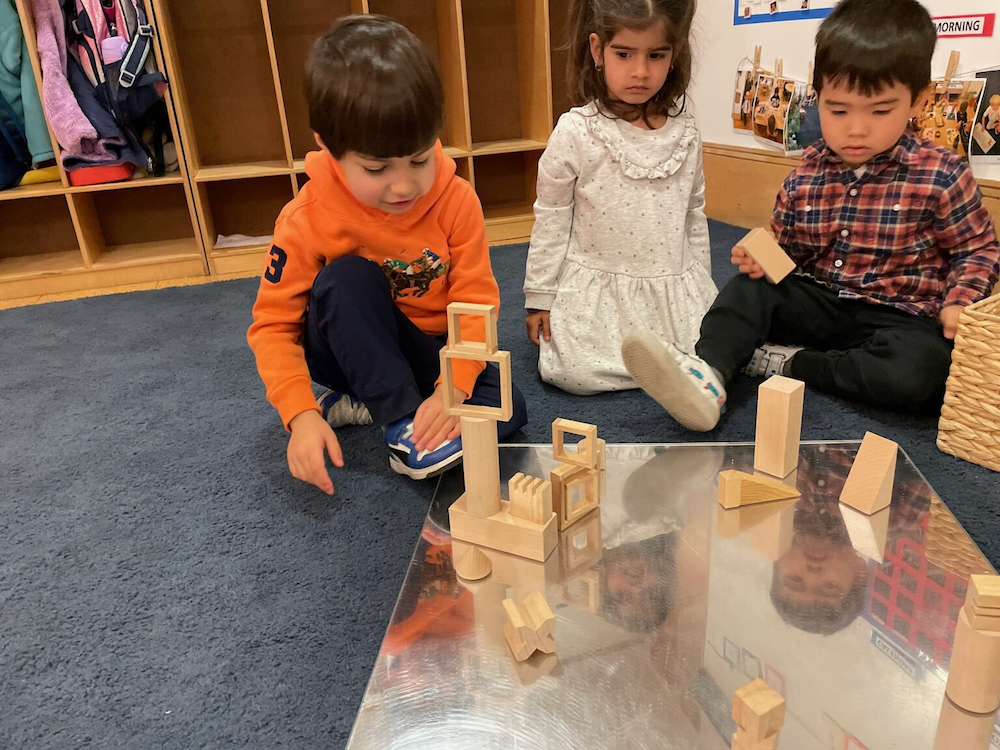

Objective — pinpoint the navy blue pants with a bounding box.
[304,255,528,437]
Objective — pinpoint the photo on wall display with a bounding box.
[753,74,795,149]
[970,70,1000,163]
[732,61,758,131]
[785,81,822,155]
[912,78,986,161]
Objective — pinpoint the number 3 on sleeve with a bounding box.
[264,245,288,283]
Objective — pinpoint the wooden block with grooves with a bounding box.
[969,575,1000,609]
[754,376,804,478]
[449,494,558,562]
[503,591,556,662]
[733,678,786,741]
[717,470,801,509]
[964,602,1000,632]
[840,432,897,515]
[738,227,796,284]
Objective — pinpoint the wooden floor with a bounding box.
[0,269,261,310]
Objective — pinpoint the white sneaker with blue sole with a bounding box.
[318,389,373,428]
[384,417,464,480]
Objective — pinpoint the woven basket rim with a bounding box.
[963,293,1000,323]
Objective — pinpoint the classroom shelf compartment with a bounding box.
[462,0,552,149]
[155,0,289,171]
[548,0,574,123]
[474,150,540,243]
[0,197,86,283]
[70,184,203,270]
[267,0,359,162]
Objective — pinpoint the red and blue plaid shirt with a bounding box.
[771,132,1000,317]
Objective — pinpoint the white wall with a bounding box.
[687,0,1000,181]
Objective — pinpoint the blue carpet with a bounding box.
[1,220,997,748]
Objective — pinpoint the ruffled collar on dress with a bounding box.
[579,101,697,180]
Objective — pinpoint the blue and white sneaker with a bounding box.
[622,331,727,432]
[318,389,373,428]
[384,417,464,480]
[743,343,804,378]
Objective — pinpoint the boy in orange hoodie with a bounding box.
[247,16,527,494]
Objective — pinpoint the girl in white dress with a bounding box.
[524,0,717,394]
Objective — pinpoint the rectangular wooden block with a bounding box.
[754,377,804,479]
[449,494,558,562]
[738,227,796,284]
[969,575,1000,609]
[733,678,786,741]
[717,470,801,509]
[840,432,897,515]
[552,418,598,468]
[732,728,779,750]
[446,302,498,354]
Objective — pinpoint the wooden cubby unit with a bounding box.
[463,0,552,152]
[0,197,85,299]
[197,176,296,275]
[473,151,541,243]
[548,0,574,124]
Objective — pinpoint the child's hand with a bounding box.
[412,384,465,452]
[287,410,344,495]
[526,310,551,345]
[731,245,765,279]
[940,304,962,340]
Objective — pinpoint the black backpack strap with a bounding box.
[119,0,153,88]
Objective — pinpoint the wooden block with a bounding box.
[595,438,606,471]
[748,499,797,561]
[441,349,513,422]
[964,602,1000,633]
[503,591,556,662]
[446,301,498,355]
[460,416,501,518]
[738,227,796,284]
[717,470,801,509]
[553,464,600,531]
[716,499,796,538]
[840,432,897,515]
[552,418,598,468]
[452,539,559,594]
[513,650,559,685]
[449,494,558,562]
[841,504,890,563]
[454,545,492,581]
[559,510,603,578]
[754,377,804,478]
[732,728,779,750]
[946,607,1000,714]
[509,474,552,525]
[969,575,1000,609]
[733,678,786,741]
[934,694,995,750]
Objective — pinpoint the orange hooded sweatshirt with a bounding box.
[248,142,499,429]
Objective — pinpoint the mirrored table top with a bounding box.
[347,442,998,750]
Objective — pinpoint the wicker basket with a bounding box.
[937,294,1000,472]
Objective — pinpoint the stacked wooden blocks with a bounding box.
[550,419,604,531]
[732,678,785,749]
[946,574,1000,715]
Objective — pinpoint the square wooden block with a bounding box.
[552,418,598,468]
[446,302,498,355]
[440,348,513,422]
[733,678,786,741]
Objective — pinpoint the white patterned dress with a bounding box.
[524,102,718,394]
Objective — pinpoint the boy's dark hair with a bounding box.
[770,565,868,635]
[566,0,696,126]
[305,15,443,159]
[814,0,936,104]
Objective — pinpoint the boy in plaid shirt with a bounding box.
[623,0,1000,431]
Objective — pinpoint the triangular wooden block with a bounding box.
[718,470,801,509]
[841,504,890,563]
[840,432,897,514]
[455,545,492,581]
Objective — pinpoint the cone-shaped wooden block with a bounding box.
[455,545,492,581]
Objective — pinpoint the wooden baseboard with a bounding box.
[703,142,1000,230]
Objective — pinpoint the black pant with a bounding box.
[304,255,528,437]
[695,275,953,411]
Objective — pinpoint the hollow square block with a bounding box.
[754,377,804,478]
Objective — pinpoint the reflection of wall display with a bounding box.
[913,78,986,161]
[732,62,759,132]
[734,0,835,25]
[971,70,1000,162]
[742,648,762,678]
[723,637,742,668]
[785,81,822,155]
[753,74,795,149]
